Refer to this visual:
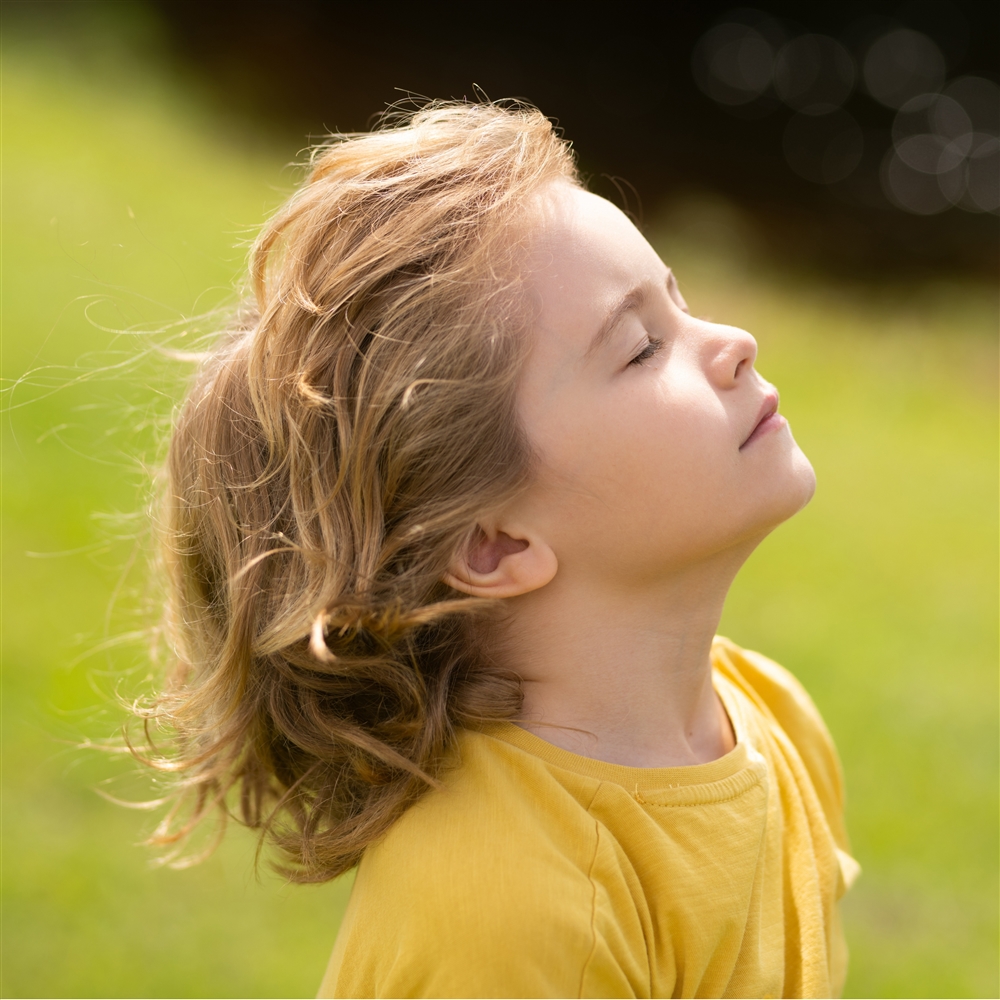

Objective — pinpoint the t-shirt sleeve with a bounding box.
[714,637,850,853]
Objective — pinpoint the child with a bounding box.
[149,101,858,998]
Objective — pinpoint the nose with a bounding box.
[704,322,757,389]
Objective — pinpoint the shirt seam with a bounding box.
[578,788,603,999]
[637,783,763,808]
[472,711,750,791]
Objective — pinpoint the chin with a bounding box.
[786,446,817,513]
[750,442,816,535]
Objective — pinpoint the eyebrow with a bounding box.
[585,284,648,359]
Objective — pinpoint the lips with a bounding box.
[740,391,785,449]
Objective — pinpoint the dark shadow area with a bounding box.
[142,0,1000,280]
[5,0,997,280]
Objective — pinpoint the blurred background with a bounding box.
[1,0,996,997]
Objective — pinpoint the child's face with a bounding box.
[513,183,815,588]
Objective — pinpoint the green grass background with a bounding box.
[2,15,997,1000]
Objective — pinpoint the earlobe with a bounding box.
[444,526,558,598]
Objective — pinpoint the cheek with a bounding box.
[531,384,734,537]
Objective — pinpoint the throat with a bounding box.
[516,659,736,768]
[500,556,746,767]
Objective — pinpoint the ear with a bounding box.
[444,525,558,598]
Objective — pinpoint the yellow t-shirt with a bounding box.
[319,637,859,999]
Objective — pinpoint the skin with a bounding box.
[445,181,816,768]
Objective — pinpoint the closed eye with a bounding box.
[628,338,663,366]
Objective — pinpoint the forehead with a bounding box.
[525,184,666,342]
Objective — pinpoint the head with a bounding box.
[145,102,812,881]
[444,181,815,614]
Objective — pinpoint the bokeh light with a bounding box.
[693,10,999,216]
[864,29,947,109]
[692,20,778,106]
[774,34,855,113]
[884,77,1000,214]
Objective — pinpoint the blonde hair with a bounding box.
[141,102,578,881]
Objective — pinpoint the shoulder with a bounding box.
[321,729,626,998]
[712,636,848,846]
[713,636,828,737]
[359,729,601,908]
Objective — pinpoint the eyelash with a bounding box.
[628,338,663,367]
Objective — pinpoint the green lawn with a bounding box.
[2,28,997,1000]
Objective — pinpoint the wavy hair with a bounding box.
[138,102,578,881]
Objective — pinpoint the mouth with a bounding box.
[740,391,786,449]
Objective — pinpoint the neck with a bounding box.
[500,549,751,767]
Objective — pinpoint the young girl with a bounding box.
[150,101,858,998]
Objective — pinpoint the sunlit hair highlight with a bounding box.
[137,101,578,881]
